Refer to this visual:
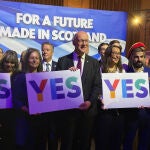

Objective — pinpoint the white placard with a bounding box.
[0,73,12,109]
[102,73,150,109]
[26,70,84,114]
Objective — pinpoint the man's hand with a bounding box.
[79,101,91,110]
[69,66,79,71]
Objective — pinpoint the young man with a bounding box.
[97,42,109,64]
[123,42,150,150]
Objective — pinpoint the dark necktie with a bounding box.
[77,56,82,72]
[46,63,50,72]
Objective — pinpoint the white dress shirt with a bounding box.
[43,60,52,72]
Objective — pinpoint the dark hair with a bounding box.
[129,47,145,57]
[23,48,43,72]
[109,40,120,46]
[128,47,145,67]
[0,48,3,53]
[98,43,109,51]
[0,50,19,73]
[102,45,123,73]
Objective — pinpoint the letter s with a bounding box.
[66,77,81,98]
[135,79,148,98]
[0,79,10,98]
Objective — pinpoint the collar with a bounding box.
[132,66,144,72]
[43,60,52,66]
[73,52,85,60]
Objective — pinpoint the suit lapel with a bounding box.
[51,61,57,71]
[82,55,89,81]
[67,53,74,67]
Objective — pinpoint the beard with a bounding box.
[133,61,144,69]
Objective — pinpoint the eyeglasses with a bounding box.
[111,52,121,56]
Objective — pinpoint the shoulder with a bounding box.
[52,60,57,64]
[15,72,26,80]
[144,67,150,76]
[58,53,73,61]
[124,65,134,73]
[85,55,99,64]
[144,67,150,71]
[122,63,128,72]
[11,71,23,80]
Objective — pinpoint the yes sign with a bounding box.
[102,73,150,109]
[29,77,81,101]
[26,70,84,114]
[0,73,12,109]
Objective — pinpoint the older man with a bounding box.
[56,31,102,150]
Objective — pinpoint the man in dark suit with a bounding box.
[123,42,150,150]
[41,42,57,71]
[41,42,58,150]
[56,31,102,150]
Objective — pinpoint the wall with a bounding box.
[141,0,150,10]
[64,0,90,8]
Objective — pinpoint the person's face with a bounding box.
[110,47,121,64]
[42,44,53,62]
[99,45,108,56]
[3,61,15,73]
[131,51,145,68]
[74,32,89,55]
[28,51,40,70]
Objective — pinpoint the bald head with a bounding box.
[72,31,89,56]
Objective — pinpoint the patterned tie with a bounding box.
[46,63,50,72]
[77,56,82,73]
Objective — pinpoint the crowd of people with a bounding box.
[0,31,150,150]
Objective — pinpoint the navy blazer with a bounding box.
[56,52,102,116]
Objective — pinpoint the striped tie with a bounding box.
[46,63,50,72]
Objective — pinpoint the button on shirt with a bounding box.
[43,61,52,72]
[73,52,85,75]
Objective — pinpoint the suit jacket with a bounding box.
[56,52,102,116]
[42,60,57,71]
[51,60,57,71]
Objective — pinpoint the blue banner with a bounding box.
[0,1,127,61]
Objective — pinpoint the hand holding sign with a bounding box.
[26,70,84,114]
[79,101,91,110]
